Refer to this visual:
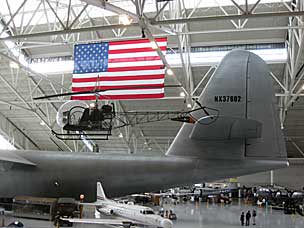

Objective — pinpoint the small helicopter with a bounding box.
[34,86,219,140]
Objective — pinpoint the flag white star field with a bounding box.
[71,38,167,100]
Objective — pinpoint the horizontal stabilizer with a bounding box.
[0,150,36,166]
[190,116,262,140]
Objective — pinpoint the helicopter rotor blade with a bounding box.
[33,85,182,100]
[33,90,103,100]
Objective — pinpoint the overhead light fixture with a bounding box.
[302,84,304,90]
[148,147,152,150]
[179,91,186,97]
[150,41,158,50]
[166,68,173,75]
[9,61,19,69]
[119,14,132,25]
[40,121,46,126]
[118,132,123,138]
[187,103,192,108]
[79,194,85,200]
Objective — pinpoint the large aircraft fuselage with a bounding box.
[0,151,285,201]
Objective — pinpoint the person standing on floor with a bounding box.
[245,210,251,226]
[252,209,257,225]
[240,212,245,226]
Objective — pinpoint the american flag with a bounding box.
[71,38,167,100]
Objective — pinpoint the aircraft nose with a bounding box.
[160,219,173,228]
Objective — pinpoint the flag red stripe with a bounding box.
[108,56,161,63]
[72,84,164,92]
[108,46,166,54]
[71,93,164,100]
[72,74,165,83]
[109,37,167,46]
[108,65,163,72]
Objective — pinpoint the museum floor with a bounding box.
[1,200,303,228]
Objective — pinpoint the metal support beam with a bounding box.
[0,72,73,152]
[0,52,68,91]
[0,99,33,112]
[290,140,304,158]
[1,11,304,41]
[249,0,261,14]
[3,25,301,51]
[172,0,194,102]
[45,0,67,29]
[82,0,138,20]
[68,4,89,29]
[0,0,28,36]
[279,1,304,127]
[192,66,216,96]
[230,0,246,14]
[270,72,288,92]
[153,1,170,20]
[152,11,304,25]
[0,111,40,150]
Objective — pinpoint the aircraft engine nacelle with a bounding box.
[97,207,114,215]
[56,100,88,127]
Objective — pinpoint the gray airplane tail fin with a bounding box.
[166,50,287,161]
[96,182,107,202]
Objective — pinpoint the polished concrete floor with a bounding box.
[1,200,303,228]
[166,200,304,228]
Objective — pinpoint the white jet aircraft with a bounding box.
[63,182,173,228]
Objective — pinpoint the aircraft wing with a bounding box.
[0,150,36,166]
[62,218,147,226]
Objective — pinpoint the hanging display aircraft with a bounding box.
[0,50,288,202]
[34,85,213,140]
